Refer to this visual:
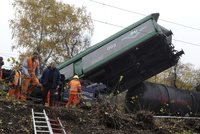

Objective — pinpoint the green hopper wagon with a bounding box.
[57,13,183,92]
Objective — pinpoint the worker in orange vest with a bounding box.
[66,75,81,110]
[21,52,41,101]
[7,64,23,100]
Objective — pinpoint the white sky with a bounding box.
[1,0,200,69]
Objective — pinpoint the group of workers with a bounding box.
[4,52,82,110]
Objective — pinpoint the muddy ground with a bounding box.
[0,97,200,134]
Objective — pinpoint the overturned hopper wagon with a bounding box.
[57,13,183,91]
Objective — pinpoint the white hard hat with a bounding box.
[73,75,79,79]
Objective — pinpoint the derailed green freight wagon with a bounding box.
[57,13,183,91]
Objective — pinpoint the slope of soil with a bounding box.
[0,97,199,134]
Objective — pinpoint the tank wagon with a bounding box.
[126,82,200,116]
[57,13,183,91]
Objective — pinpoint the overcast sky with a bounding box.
[1,0,200,69]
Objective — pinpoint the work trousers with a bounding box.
[7,86,21,100]
[21,74,39,101]
[66,94,79,109]
[42,85,55,107]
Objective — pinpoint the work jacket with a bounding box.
[9,70,22,87]
[69,79,81,94]
[22,56,39,77]
[40,66,60,89]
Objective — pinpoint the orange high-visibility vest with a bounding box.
[9,71,21,86]
[69,79,81,94]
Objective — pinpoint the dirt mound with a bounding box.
[0,98,200,134]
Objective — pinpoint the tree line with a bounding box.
[10,0,93,69]
[147,62,200,91]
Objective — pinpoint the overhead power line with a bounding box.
[92,19,200,47]
[159,19,200,31]
[172,39,200,47]
[93,19,124,28]
[88,0,200,31]
[89,0,146,16]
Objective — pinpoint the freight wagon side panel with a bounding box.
[82,19,157,73]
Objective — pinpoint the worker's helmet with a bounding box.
[73,75,79,79]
